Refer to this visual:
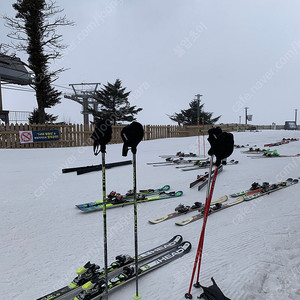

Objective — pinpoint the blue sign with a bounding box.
[32,130,60,142]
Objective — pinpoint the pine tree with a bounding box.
[28,108,58,124]
[169,99,221,125]
[4,0,73,123]
[92,79,143,125]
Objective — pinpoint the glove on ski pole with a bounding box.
[207,127,234,166]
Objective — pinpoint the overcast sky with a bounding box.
[1,0,300,125]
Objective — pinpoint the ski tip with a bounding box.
[169,234,183,243]
[175,191,184,196]
[233,196,245,203]
[180,241,192,252]
[175,234,183,239]
[162,185,171,191]
[175,218,192,226]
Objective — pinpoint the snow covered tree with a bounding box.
[169,99,221,125]
[4,0,73,123]
[92,79,143,125]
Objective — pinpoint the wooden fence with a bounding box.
[0,123,286,149]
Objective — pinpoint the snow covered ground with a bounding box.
[1,130,300,300]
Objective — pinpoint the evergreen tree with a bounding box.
[4,0,73,123]
[92,79,143,125]
[169,99,221,125]
[28,108,58,124]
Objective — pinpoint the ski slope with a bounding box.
[1,130,300,300]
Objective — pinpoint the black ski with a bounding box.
[197,165,224,191]
[189,165,223,189]
[74,241,192,300]
[62,160,132,174]
[36,235,183,300]
[189,172,210,188]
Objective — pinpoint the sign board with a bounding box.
[19,130,60,144]
[247,114,253,121]
[20,131,33,143]
[284,121,297,130]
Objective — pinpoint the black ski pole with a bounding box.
[91,119,112,299]
[121,122,144,300]
[132,151,139,299]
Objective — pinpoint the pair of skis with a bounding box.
[147,157,209,167]
[239,178,298,201]
[249,153,300,159]
[241,147,265,154]
[76,185,170,208]
[264,138,299,147]
[76,186,183,212]
[189,165,224,190]
[181,159,238,171]
[148,195,228,224]
[159,152,200,158]
[75,241,191,300]
[244,148,300,158]
[175,178,298,226]
[36,235,191,300]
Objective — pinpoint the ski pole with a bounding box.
[101,151,109,299]
[185,127,234,298]
[194,165,219,287]
[121,122,144,300]
[185,156,215,299]
[90,119,112,300]
[132,152,141,300]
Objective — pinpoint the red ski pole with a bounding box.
[194,166,219,287]
[185,159,219,299]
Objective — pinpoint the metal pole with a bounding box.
[195,94,203,156]
[295,109,298,126]
[83,97,89,125]
[202,117,205,157]
[245,107,249,126]
[0,77,3,111]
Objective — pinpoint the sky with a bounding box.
[1,0,300,126]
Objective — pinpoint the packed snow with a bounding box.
[1,130,300,300]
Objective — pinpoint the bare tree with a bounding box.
[4,0,74,123]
